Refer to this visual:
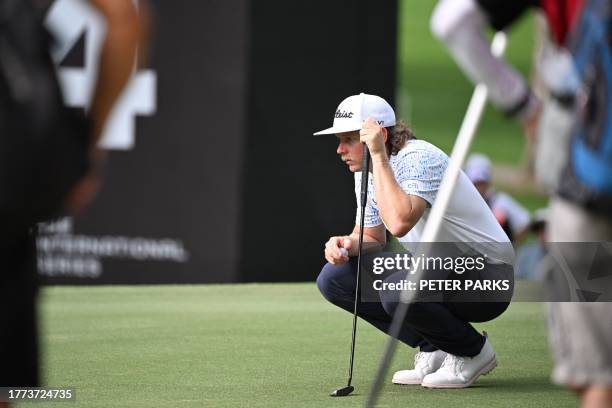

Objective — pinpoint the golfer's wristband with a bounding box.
[371,155,390,167]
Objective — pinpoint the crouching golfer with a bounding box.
[314,93,514,388]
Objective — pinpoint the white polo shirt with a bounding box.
[355,139,514,265]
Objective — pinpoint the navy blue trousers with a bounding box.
[316,255,511,357]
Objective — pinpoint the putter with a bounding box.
[330,143,370,398]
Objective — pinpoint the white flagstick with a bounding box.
[365,32,508,408]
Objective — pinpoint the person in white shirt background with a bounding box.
[464,153,531,243]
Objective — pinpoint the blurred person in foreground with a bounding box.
[465,153,531,243]
[315,93,514,389]
[431,0,612,406]
[0,0,145,404]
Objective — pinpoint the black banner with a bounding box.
[38,0,399,284]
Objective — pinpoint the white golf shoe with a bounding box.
[392,350,447,385]
[421,335,497,389]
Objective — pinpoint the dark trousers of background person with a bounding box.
[316,253,512,357]
[0,230,39,387]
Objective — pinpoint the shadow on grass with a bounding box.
[380,374,573,396]
[476,375,574,395]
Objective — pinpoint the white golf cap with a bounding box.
[313,93,396,135]
[465,153,492,183]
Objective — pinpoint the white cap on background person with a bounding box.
[465,153,492,184]
[313,93,396,135]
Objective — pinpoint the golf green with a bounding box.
[24,284,576,407]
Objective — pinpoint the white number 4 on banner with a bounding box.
[45,0,157,150]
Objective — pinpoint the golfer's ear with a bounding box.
[382,127,388,142]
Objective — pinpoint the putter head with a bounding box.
[330,385,354,397]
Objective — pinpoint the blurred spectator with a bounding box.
[0,0,144,404]
[432,1,612,406]
[515,208,548,280]
[465,153,531,242]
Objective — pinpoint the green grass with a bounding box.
[22,284,576,407]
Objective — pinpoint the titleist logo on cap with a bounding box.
[335,110,354,119]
